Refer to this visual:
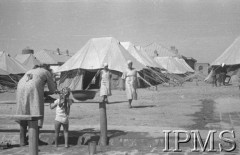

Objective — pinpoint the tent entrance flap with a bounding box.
[59,69,85,90]
[59,69,124,90]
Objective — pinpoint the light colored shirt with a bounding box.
[54,98,73,124]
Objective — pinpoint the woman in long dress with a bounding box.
[16,64,56,145]
[99,63,112,103]
[122,60,138,108]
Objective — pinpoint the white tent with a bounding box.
[143,42,176,58]
[211,37,240,66]
[138,47,163,68]
[35,49,71,65]
[0,68,9,75]
[58,37,146,73]
[57,37,148,90]
[15,54,41,70]
[0,51,27,74]
[154,57,190,74]
[120,42,161,68]
[174,57,194,73]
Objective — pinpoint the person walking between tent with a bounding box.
[211,68,218,87]
[122,60,138,108]
[99,63,112,104]
[49,87,73,148]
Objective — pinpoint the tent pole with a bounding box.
[137,72,156,90]
[141,71,163,83]
[8,75,17,84]
[147,67,168,84]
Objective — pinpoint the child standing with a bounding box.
[50,87,73,148]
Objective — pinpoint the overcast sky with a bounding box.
[1,0,240,63]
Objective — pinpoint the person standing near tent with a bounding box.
[16,64,56,145]
[122,60,138,108]
[219,63,227,86]
[99,63,112,103]
[211,67,218,87]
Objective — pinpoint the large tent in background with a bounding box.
[35,49,71,65]
[174,57,194,73]
[0,68,9,75]
[57,37,147,90]
[143,42,176,58]
[59,37,145,72]
[120,42,168,85]
[205,37,240,84]
[138,47,162,68]
[154,57,192,74]
[0,51,28,88]
[211,37,240,66]
[120,42,161,68]
[15,54,41,70]
[0,51,27,74]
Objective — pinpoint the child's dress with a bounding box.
[54,99,72,124]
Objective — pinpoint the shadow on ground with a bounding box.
[184,99,221,130]
[0,128,127,147]
[131,105,156,109]
[69,101,127,104]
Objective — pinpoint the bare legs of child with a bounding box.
[54,121,69,148]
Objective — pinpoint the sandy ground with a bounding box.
[0,81,240,133]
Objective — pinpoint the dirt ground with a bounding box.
[0,81,240,133]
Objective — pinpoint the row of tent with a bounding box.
[57,37,194,74]
[0,49,72,75]
[57,37,194,90]
[0,37,195,90]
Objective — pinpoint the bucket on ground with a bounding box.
[88,141,96,155]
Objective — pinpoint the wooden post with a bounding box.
[0,115,42,155]
[29,120,39,155]
[99,102,107,146]
[19,121,27,146]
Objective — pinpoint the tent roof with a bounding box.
[58,37,146,72]
[211,37,240,66]
[138,46,164,68]
[174,57,194,73]
[0,68,9,75]
[15,54,41,70]
[15,54,30,63]
[120,42,162,68]
[154,57,190,74]
[34,49,71,65]
[143,42,176,58]
[0,51,28,74]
